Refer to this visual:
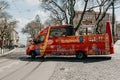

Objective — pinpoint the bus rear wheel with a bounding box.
[76,51,85,59]
[30,51,36,59]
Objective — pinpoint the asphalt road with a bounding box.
[0,48,57,80]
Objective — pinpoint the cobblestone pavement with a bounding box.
[49,46,120,80]
[49,57,120,80]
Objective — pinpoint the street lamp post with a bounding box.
[35,14,41,31]
[112,0,115,42]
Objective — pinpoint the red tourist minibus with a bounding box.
[26,21,114,59]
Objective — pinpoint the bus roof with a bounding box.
[49,24,73,28]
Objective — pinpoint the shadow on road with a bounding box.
[1,52,112,63]
[19,56,112,63]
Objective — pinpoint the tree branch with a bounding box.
[50,0,68,24]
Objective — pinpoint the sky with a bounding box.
[4,0,48,45]
[3,0,120,45]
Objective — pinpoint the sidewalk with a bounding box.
[0,48,16,57]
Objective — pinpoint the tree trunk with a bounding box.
[75,0,88,32]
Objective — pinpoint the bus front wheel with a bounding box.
[76,51,85,59]
[30,51,36,59]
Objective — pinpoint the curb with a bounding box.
[0,48,16,57]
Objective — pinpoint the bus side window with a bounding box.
[49,28,67,38]
[49,26,74,38]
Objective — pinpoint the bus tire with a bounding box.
[41,55,45,59]
[76,51,85,59]
[30,51,36,59]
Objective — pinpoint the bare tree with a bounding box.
[41,0,90,32]
[0,1,9,10]
[0,1,10,53]
[22,21,44,39]
[6,20,18,43]
[0,18,9,52]
[87,0,114,33]
[41,0,119,33]
[0,1,18,53]
[41,0,76,25]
